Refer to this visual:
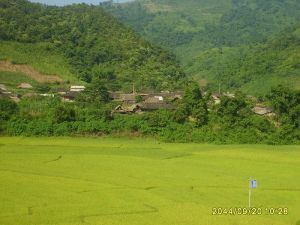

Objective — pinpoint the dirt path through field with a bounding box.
[0,60,63,83]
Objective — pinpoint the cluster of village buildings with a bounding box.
[0,82,274,116]
[111,91,182,113]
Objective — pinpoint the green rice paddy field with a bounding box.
[0,137,299,225]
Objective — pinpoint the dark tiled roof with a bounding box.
[140,103,175,110]
[120,94,136,101]
[144,96,163,104]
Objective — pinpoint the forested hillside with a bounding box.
[187,25,300,95]
[105,0,300,94]
[0,0,299,144]
[0,0,185,91]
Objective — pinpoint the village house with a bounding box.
[40,93,55,97]
[252,104,274,116]
[144,95,164,104]
[52,87,68,95]
[111,90,183,114]
[70,85,85,92]
[62,92,78,102]
[114,105,126,114]
[110,91,122,101]
[18,83,33,89]
[0,90,12,96]
[57,86,85,102]
[210,92,236,105]
[0,90,10,98]
[10,96,20,103]
[223,92,235,98]
[0,84,7,91]
[145,91,183,102]
[111,91,182,104]
[140,102,175,111]
[114,104,143,114]
[120,94,137,104]
[0,90,20,103]
[114,102,175,114]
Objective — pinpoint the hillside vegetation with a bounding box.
[0,0,299,144]
[0,41,77,82]
[0,0,185,91]
[105,0,300,94]
[188,25,300,95]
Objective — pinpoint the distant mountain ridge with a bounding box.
[30,0,132,6]
[104,0,300,94]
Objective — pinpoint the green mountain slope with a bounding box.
[188,25,300,95]
[0,41,77,82]
[0,0,185,91]
[105,0,232,49]
[105,0,300,94]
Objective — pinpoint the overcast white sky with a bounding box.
[30,0,133,6]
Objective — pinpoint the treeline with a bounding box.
[1,84,299,144]
[0,0,185,91]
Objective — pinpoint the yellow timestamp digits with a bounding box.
[212,207,288,216]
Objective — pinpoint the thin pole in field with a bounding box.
[248,177,251,208]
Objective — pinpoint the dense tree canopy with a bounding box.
[0,0,186,91]
[104,0,300,94]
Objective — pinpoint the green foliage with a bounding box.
[75,104,113,122]
[0,41,77,82]
[105,0,300,94]
[0,98,18,133]
[0,98,18,120]
[267,85,300,134]
[183,82,202,111]
[105,0,231,49]
[181,82,209,127]
[135,95,143,103]
[173,104,188,123]
[0,0,186,90]
[143,109,173,129]
[190,25,300,94]
[0,71,38,88]
[77,80,111,105]
[0,0,299,144]
[192,101,208,127]
[35,84,51,93]
[217,96,247,120]
[1,84,299,144]
[267,85,299,117]
[53,105,76,123]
